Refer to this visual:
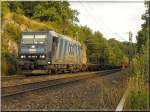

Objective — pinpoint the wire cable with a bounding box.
[79,1,111,38]
[79,1,128,41]
[88,2,127,41]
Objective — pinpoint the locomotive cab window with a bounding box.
[34,35,47,44]
[22,35,34,44]
[22,34,47,44]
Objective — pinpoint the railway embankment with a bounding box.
[2,69,129,111]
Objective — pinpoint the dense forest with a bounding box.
[2,1,130,75]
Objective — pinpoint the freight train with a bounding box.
[17,30,88,74]
[17,30,122,74]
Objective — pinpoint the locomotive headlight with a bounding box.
[21,56,24,58]
[31,45,35,48]
[21,55,26,58]
[41,55,45,58]
[40,55,45,58]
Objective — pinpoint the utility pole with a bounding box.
[99,47,107,65]
[128,31,132,67]
[101,48,105,65]
[75,32,78,41]
[61,15,66,35]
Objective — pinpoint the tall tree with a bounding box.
[136,1,149,53]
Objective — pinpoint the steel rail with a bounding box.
[1,75,26,81]
[2,69,121,97]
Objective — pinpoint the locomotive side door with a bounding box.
[51,36,59,63]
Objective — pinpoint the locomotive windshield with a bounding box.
[22,34,47,44]
[22,35,34,44]
[34,35,47,44]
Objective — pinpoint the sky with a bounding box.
[69,1,146,42]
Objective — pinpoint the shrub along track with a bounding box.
[2,69,121,97]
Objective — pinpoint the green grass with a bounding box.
[130,89,148,109]
[125,76,148,110]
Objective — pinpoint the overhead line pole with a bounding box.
[128,31,132,67]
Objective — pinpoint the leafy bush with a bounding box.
[131,46,148,80]
[12,13,27,25]
[4,23,21,44]
[1,47,17,75]
[1,1,11,21]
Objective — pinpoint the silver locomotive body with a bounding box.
[18,30,86,74]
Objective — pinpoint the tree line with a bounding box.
[2,1,129,74]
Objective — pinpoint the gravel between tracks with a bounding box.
[2,71,128,111]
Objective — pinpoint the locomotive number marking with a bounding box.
[29,49,36,52]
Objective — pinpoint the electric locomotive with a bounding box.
[17,30,87,74]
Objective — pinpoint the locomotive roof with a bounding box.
[50,31,81,45]
[22,30,81,45]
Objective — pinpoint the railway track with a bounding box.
[1,75,26,81]
[2,69,121,97]
[2,74,50,81]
